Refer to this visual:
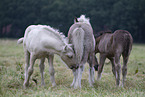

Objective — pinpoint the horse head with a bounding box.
[61,44,77,69]
[74,15,91,25]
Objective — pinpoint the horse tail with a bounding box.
[72,27,85,64]
[123,32,133,57]
[18,25,35,45]
[17,37,24,44]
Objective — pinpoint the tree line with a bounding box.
[0,0,145,43]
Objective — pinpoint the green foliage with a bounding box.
[0,0,145,42]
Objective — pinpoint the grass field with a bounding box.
[0,39,145,97]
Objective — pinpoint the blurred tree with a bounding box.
[0,0,145,42]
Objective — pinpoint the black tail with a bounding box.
[123,33,133,57]
[94,64,99,71]
[94,55,99,71]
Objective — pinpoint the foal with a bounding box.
[67,15,96,89]
[18,25,75,88]
[95,30,133,87]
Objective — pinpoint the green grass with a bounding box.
[0,39,145,97]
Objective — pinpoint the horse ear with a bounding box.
[96,37,101,43]
[65,37,68,43]
[68,44,73,48]
[74,17,79,23]
[63,45,67,52]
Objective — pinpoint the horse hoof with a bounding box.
[94,65,99,71]
[116,84,121,88]
[70,83,74,87]
[96,75,101,80]
[92,80,95,83]
[89,84,94,87]
[96,78,100,81]
[23,82,29,89]
[41,83,45,87]
[74,86,81,89]
[52,83,56,87]
[23,85,28,89]
[74,85,81,89]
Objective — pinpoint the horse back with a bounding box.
[24,25,65,54]
[68,22,95,64]
[113,30,133,56]
[96,33,113,53]
[68,22,95,49]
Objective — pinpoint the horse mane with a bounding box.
[76,15,91,25]
[94,30,112,38]
[24,25,67,45]
[39,25,67,44]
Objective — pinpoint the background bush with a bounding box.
[0,0,145,43]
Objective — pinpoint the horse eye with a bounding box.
[70,66,73,69]
[68,55,73,58]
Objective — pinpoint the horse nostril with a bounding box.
[94,64,99,71]
[70,65,79,70]
[76,65,79,69]
[70,66,73,69]
[75,64,79,69]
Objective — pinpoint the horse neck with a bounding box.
[43,26,67,55]
[97,34,113,52]
[51,41,66,56]
[43,26,66,43]
[42,28,67,56]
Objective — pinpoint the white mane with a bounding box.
[23,25,69,51]
[77,15,91,25]
[40,25,67,44]
[25,25,67,45]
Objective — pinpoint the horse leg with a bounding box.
[78,65,84,88]
[23,50,30,88]
[70,69,78,87]
[94,55,99,71]
[47,54,56,87]
[39,58,45,86]
[97,54,106,80]
[70,70,76,87]
[73,65,84,89]
[108,57,116,77]
[24,53,36,89]
[115,54,121,87]
[122,55,129,87]
[87,53,95,87]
